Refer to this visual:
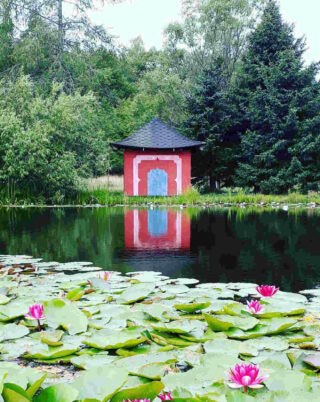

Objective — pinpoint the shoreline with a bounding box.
[2,189,320,208]
[0,202,319,209]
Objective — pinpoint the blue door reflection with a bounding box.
[147,210,168,237]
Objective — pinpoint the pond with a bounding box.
[1,207,320,292]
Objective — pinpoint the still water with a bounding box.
[1,207,320,292]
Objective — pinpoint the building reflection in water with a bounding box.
[125,209,190,250]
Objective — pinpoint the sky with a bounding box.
[89,0,319,65]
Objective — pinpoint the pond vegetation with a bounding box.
[74,189,320,208]
[1,255,320,401]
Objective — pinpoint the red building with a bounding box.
[111,118,204,196]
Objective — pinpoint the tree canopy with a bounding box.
[233,1,320,193]
[0,0,319,202]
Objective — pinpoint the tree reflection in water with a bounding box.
[1,207,320,291]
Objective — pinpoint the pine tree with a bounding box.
[184,63,240,191]
[234,0,320,193]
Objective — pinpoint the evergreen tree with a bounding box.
[184,63,240,191]
[234,0,320,193]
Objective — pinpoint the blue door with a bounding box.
[148,169,168,196]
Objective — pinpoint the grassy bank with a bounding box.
[73,188,320,207]
[2,186,320,207]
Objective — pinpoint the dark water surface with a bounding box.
[1,207,320,292]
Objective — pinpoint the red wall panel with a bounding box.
[123,149,191,196]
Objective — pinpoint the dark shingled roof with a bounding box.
[111,118,204,150]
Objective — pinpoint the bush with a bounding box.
[0,74,107,203]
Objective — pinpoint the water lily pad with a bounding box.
[264,368,311,392]
[23,342,80,360]
[134,362,169,380]
[143,304,171,321]
[303,354,320,369]
[0,301,28,322]
[204,339,242,357]
[174,302,211,313]
[71,366,128,401]
[71,354,117,369]
[40,330,64,346]
[151,320,201,334]
[2,383,31,402]
[44,299,88,335]
[119,284,155,304]
[244,337,289,352]
[110,381,164,402]
[0,323,29,341]
[34,383,79,402]
[0,295,10,305]
[83,327,147,350]
[113,352,178,373]
[66,287,85,301]
[204,314,259,332]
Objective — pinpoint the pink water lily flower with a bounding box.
[25,304,45,331]
[159,391,173,401]
[98,271,111,281]
[256,285,279,298]
[25,304,45,320]
[246,300,264,315]
[123,400,150,402]
[226,363,268,393]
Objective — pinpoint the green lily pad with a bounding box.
[23,343,80,360]
[204,314,259,332]
[66,288,85,301]
[264,368,311,392]
[44,299,88,335]
[174,302,211,313]
[83,327,147,350]
[303,354,320,369]
[71,366,128,401]
[2,383,31,402]
[113,352,178,373]
[0,323,29,341]
[151,320,201,334]
[34,383,79,402]
[26,374,46,399]
[40,330,64,346]
[0,295,10,305]
[143,304,171,321]
[110,380,164,402]
[119,284,154,304]
[70,354,117,369]
[0,302,28,322]
[134,362,169,380]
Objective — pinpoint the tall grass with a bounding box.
[2,176,320,206]
[86,175,123,192]
[74,188,320,206]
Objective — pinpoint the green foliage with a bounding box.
[165,0,267,81]
[233,1,320,194]
[0,75,107,202]
[74,188,320,207]
[184,63,240,190]
[0,0,319,201]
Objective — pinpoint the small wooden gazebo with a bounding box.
[111,118,204,196]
